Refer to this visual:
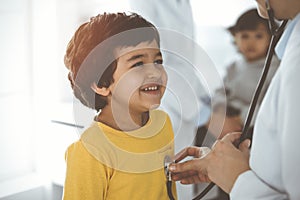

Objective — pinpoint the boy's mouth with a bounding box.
[246,48,256,53]
[140,81,165,96]
[141,85,160,91]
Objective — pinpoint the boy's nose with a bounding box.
[145,64,163,79]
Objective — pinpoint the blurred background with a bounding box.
[0,0,255,199]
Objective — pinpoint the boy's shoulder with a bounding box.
[65,139,97,163]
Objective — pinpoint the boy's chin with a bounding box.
[149,103,160,110]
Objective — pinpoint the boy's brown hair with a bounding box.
[64,13,160,112]
[228,8,271,36]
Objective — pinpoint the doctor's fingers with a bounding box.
[170,157,207,173]
[221,132,242,143]
[170,158,210,183]
[212,132,242,151]
[173,146,211,162]
[171,168,211,184]
[239,139,251,156]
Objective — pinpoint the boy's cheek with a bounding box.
[112,74,143,98]
[163,69,168,83]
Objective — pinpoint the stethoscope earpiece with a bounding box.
[265,0,289,37]
[266,0,278,35]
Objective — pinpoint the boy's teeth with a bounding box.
[144,86,158,91]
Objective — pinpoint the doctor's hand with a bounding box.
[171,146,212,183]
[170,132,251,193]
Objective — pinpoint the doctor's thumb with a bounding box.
[239,139,251,152]
[169,159,199,173]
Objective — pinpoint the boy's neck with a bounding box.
[245,55,266,63]
[96,107,150,131]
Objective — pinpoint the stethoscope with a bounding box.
[165,0,289,199]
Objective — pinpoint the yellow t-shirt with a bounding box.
[63,110,177,200]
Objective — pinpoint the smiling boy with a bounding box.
[63,13,177,200]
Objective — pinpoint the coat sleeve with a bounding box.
[230,170,288,199]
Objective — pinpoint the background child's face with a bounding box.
[234,24,271,61]
[109,40,167,114]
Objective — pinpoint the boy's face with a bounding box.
[234,24,271,62]
[108,40,167,114]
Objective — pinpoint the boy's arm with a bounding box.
[212,62,236,105]
[62,141,109,200]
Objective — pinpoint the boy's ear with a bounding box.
[91,82,110,96]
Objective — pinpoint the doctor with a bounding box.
[170,0,300,199]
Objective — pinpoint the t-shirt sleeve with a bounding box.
[62,141,110,200]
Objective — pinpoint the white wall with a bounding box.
[0,0,37,196]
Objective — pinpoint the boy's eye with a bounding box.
[154,59,163,65]
[132,61,144,68]
[255,34,264,39]
[131,59,163,68]
[241,34,249,39]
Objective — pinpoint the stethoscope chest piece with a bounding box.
[164,155,173,181]
[164,155,176,200]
